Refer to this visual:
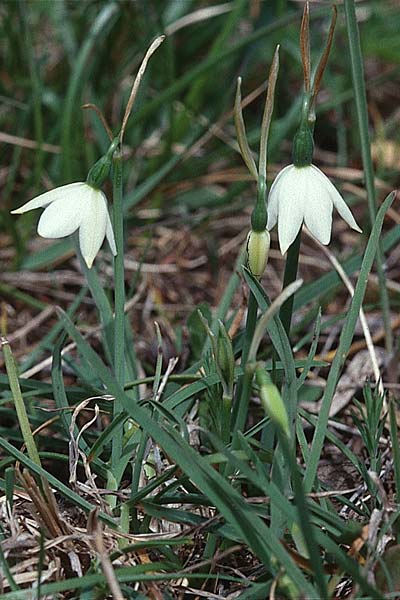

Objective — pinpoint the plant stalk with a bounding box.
[279,230,301,336]
[110,148,126,475]
[233,291,258,432]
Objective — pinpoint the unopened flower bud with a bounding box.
[217,320,234,398]
[86,137,119,189]
[255,367,289,436]
[246,229,270,278]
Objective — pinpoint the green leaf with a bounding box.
[304,191,396,492]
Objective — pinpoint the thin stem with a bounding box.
[1,336,41,468]
[300,1,310,94]
[130,430,148,532]
[344,0,392,353]
[248,279,303,365]
[222,396,232,446]
[259,45,280,179]
[234,78,258,180]
[310,5,337,110]
[279,432,328,599]
[279,231,301,336]
[119,35,165,144]
[233,291,258,432]
[111,148,125,472]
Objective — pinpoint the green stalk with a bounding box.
[222,395,232,446]
[1,337,41,468]
[278,432,328,599]
[130,431,148,532]
[232,291,258,432]
[279,230,301,336]
[111,148,125,472]
[344,0,392,352]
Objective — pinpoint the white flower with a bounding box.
[11,182,117,268]
[267,164,362,255]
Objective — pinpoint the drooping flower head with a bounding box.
[11,140,118,268]
[267,164,361,255]
[266,2,361,255]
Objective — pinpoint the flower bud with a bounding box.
[292,124,314,167]
[86,137,119,190]
[255,367,289,436]
[217,320,234,398]
[246,229,270,278]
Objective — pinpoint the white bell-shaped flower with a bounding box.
[11,182,117,268]
[267,164,362,255]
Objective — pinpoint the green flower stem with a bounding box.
[278,431,328,599]
[130,430,148,532]
[279,230,301,336]
[1,337,41,468]
[344,0,392,353]
[110,148,126,479]
[222,395,232,446]
[232,291,258,432]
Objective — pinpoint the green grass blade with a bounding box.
[1,337,41,467]
[344,0,392,353]
[304,191,395,492]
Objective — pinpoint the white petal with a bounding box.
[37,194,84,238]
[105,211,117,256]
[277,168,306,254]
[78,189,107,268]
[11,182,86,214]
[267,164,294,230]
[311,165,362,232]
[303,171,332,245]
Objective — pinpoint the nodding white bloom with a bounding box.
[11,182,117,268]
[267,164,362,255]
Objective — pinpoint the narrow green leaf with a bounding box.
[304,191,395,491]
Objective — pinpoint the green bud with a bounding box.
[292,125,314,167]
[86,137,120,189]
[246,229,270,278]
[270,555,299,600]
[255,367,289,435]
[197,311,233,399]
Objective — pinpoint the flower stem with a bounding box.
[279,230,301,336]
[233,290,258,432]
[111,148,125,474]
[344,0,392,353]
